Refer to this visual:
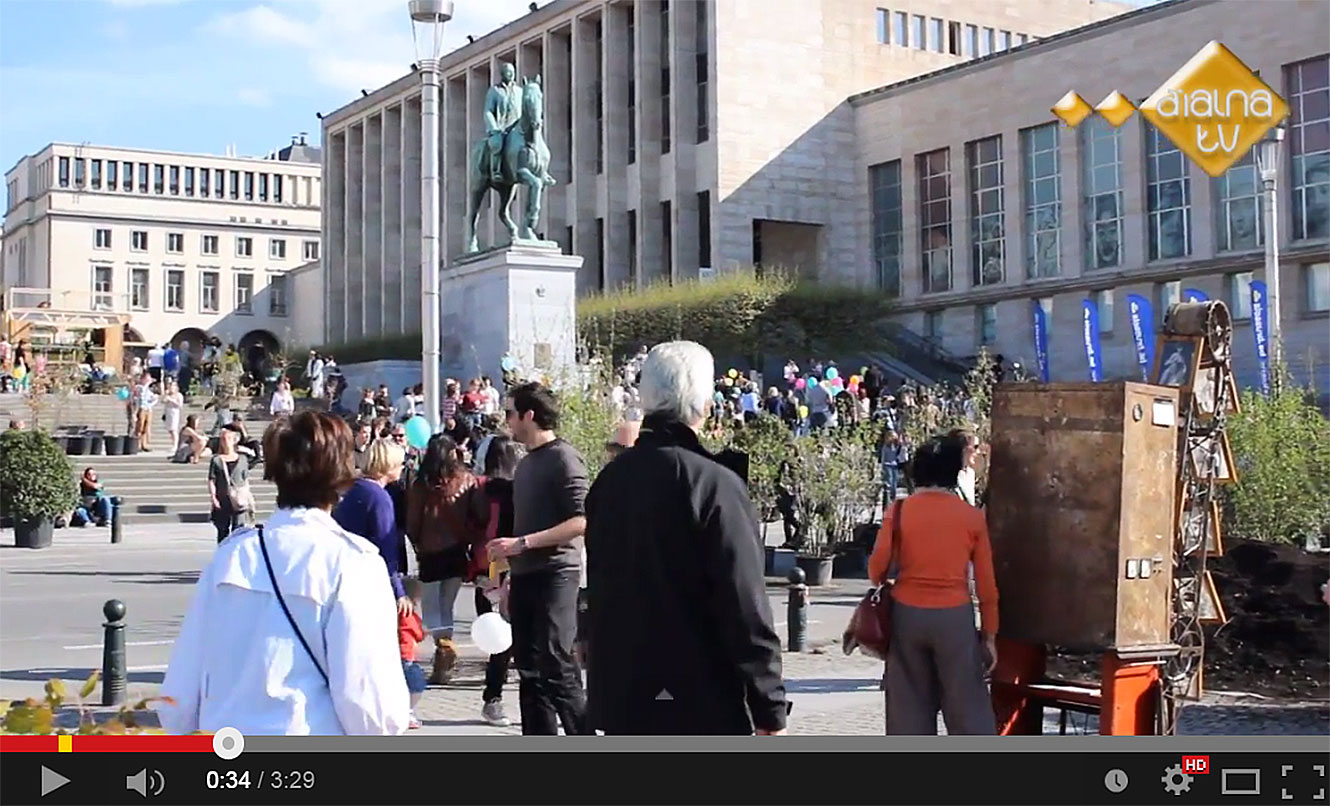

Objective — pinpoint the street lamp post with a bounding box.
[410,0,453,432]
[1255,125,1285,374]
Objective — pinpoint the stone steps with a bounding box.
[68,453,278,525]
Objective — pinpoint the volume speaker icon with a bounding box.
[126,768,166,798]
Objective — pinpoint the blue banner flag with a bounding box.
[1250,280,1271,396]
[1082,298,1103,382]
[1126,294,1155,382]
[1184,288,1209,303]
[1032,299,1051,383]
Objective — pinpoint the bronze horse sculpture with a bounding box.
[466,75,556,253]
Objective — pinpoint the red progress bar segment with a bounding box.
[0,735,215,752]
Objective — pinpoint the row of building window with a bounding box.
[875,8,1031,57]
[583,0,706,174]
[870,56,1330,296]
[92,228,319,261]
[55,157,299,204]
[931,264,1330,349]
[94,266,286,317]
[576,190,707,290]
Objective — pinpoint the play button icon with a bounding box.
[41,766,70,797]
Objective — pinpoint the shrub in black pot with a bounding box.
[0,429,78,549]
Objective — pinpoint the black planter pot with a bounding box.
[15,516,54,549]
[124,436,141,454]
[53,435,70,452]
[104,435,126,456]
[88,433,106,456]
[765,546,797,577]
[795,554,834,586]
[833,546,868,579]
[67,435,90,456]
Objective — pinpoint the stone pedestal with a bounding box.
[440,244,582,386]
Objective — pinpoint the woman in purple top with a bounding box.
[333,438,411,616]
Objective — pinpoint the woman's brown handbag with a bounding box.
[843,500,903,660]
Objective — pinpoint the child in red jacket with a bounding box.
[398,577,426,730]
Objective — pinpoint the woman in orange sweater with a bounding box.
[868,437,999,735]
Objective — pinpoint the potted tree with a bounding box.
[0,429,78,549]
[786,435,836,585]
[728,413,791,570]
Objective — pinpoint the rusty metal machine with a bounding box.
[985,301,1235,736]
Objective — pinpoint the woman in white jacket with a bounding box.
[158,411,410,735]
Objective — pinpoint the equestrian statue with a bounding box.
[466,61,557,253]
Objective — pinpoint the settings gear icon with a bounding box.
[1162,764,1194,796]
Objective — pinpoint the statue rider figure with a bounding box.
[485,62,523,184]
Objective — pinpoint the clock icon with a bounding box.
[1105,769,1130,794]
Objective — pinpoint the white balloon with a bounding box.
[471,612,512,655]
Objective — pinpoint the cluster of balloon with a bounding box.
[403,416,432,450]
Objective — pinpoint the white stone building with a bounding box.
[851,0,1329,393]
[2,139,322,358]
[321,0,1129,345]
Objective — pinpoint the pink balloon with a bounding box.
[831,376,844,389]
[794,378,806,390]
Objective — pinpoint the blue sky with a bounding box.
[0,0,1161,173]
[0,0,552,171]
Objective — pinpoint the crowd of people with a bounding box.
[155,339,1005,739]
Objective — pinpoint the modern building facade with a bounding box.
[321,0,1130,345]
[2,139,323,357]
[851,0,1329,392]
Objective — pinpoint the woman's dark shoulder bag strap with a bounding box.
[257,525,330,686]
[887,499,904,583]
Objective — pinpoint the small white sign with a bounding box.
[1125,560,1139,579]
[1152,398,1177,427]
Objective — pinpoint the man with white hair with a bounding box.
[584,341,788,736]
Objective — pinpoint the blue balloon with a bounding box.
[500,355,517,372]
[404,416,432,450]
[115,386,131,401]
[825,367,839,381]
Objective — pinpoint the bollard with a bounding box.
[102,599,127,706]
[109,496,123,544]
[787,567,808,653]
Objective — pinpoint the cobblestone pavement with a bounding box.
[412,643,1330,736]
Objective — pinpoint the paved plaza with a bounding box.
[2,524,1326,736]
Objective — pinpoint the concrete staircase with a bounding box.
[70,452,278,525]
[2,392,281,525]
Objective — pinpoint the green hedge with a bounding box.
[317,271,898,366]
[578,270,896,362]
[312,333,423,364]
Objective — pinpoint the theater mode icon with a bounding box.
[1053,41,1289,177]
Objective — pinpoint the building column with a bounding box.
[636,0,665,287]
[384,104,404,328]
[402,97,424,334]
[571,13,601,291]
[671,0,700,281]
[603,2,631,290]
[345,123,365,341]
[543,28,573,249]
[364,112,384,337]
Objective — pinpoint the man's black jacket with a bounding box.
[584,415,787,735]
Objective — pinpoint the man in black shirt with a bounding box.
[487,382,589,735]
